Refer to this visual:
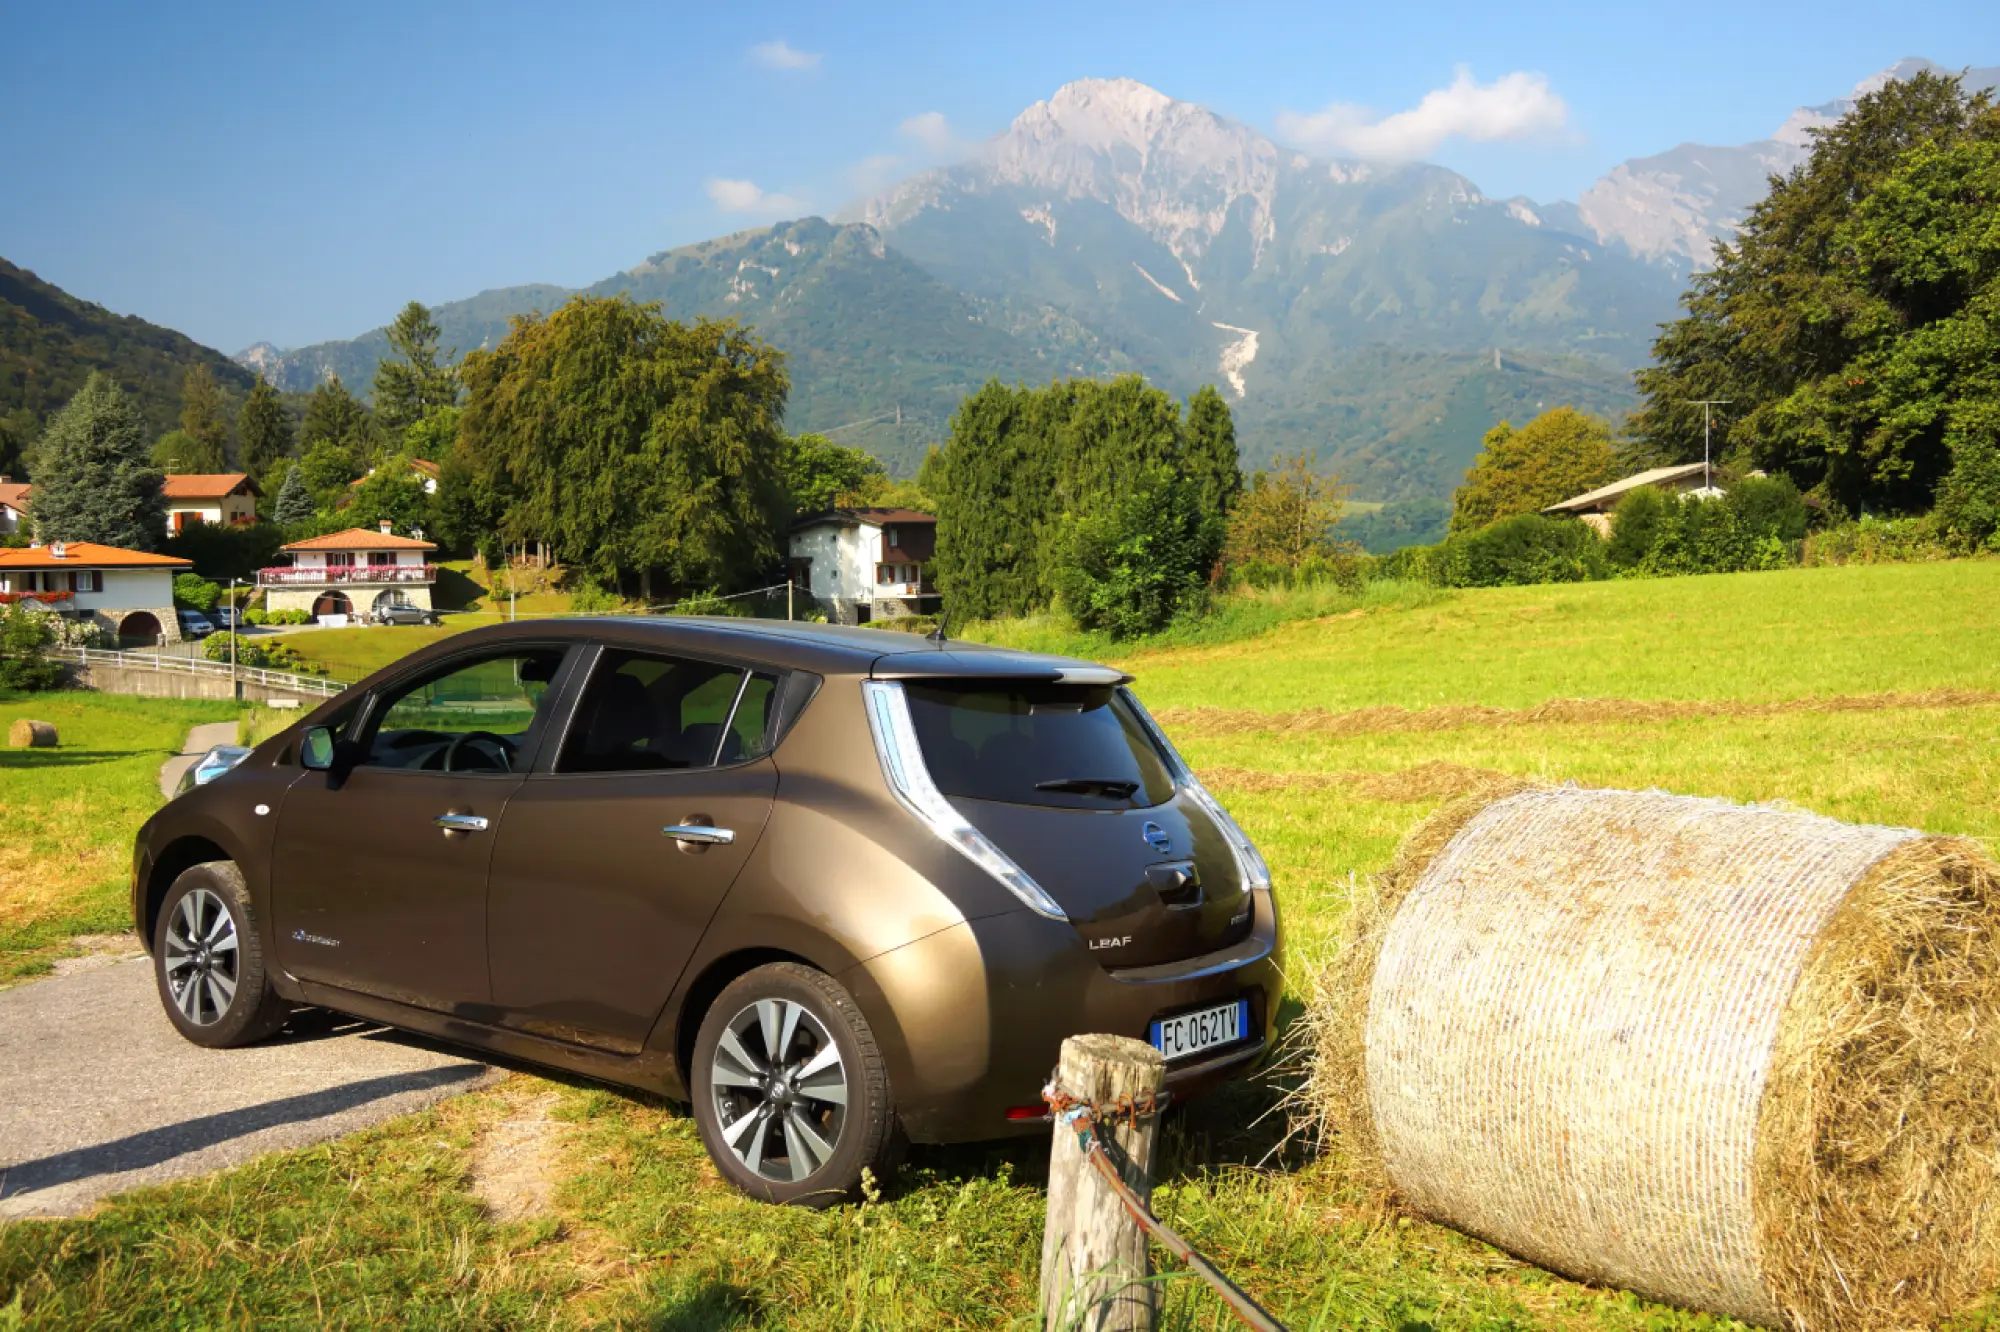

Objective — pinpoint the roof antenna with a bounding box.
[926,598,953,644]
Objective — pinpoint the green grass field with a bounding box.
[5,560,1999,1328]
[0,692,240,982]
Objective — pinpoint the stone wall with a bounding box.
[60,660,339,706]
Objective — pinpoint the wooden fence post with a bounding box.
[1040,1033,1166,1332]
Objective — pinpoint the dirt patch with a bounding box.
[470,1090,572,1223]
[1159,688,2000,740]
[50,932,146,976]
[1200,761,1518,803]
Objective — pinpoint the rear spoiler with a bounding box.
[868,650,1132,686]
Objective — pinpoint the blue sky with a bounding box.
[2,0,1990,353]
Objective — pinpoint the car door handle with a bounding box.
[662,824,735,846]
[435,813,490,833]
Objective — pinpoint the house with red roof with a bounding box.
[258,522,437,623]
[163,473,261,533]
[0,540,192,645]
[787,507,937,624]
[0,477,29,536]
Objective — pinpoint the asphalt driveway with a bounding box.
[0,957,498,1219]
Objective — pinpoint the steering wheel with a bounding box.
[442,730,517,774]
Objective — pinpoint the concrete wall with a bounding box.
[61,660,340,706]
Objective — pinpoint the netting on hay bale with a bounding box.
[1305,785,2000,1332]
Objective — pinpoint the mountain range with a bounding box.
[234,59,1992,502]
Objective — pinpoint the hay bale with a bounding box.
[8,719,57,748]
[1307,786,2000,1331]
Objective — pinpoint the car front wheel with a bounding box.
[153,861,290,1048]
[690,962,898,1206]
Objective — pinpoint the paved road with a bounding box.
[158,720,243,798]
[0,725,498,1220]
[0,958,498,1218]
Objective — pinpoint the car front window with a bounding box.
[360,648,566,774]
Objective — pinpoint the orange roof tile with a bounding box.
[163,473,261,501]
[0,541,190,570]
[281,528,437,552]
[0,482,28,513]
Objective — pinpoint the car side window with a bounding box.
[558,651,777,773]
[359,647,566,774]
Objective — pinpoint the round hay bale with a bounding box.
[1309,786,2000,1331]
[8,719,57,748]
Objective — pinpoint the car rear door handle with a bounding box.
[663,824,735,846]
[435,813,490,833]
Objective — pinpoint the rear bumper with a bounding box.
[845,889,1283,1143]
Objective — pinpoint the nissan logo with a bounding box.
[1141,821,1172,854]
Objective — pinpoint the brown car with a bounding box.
[132,618,1282,1204]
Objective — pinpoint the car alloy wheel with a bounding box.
[162,886,239,1026]
[709,997,849,1183]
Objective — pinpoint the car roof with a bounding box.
[380,615,1127,685]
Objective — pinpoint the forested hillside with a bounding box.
[0,258,254,476]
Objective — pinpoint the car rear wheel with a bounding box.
[153,861,289,1048]
[690,962,897,1206]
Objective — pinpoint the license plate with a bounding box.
[1150,999,1249,1062]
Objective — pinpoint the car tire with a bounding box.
[690,962,898,1207]
[152,861,290,1049]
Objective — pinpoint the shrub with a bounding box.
[1801,516,1953,566]
[0,608,62,690]
[567,579,620,614]
[1934,439,2000,553]
[1727,475,1810,545]
[172,573,221,612]
[1054,466,1210,638]
[1606,487,1670,569]
[1446,514,1609,588]
[242,609,266,626]
[202,633,317,673]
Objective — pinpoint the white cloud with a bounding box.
[706,178,807,215]
[749,39,820,71]
[1276,66,1568,161]
[898,110,960,156]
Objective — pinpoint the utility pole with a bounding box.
[787,577,794,622]
[229,578,240,701]
[1685,400,1732,493]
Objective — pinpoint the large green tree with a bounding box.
[1450,406,1619,533]
[237,373,293,480]
[782,432,885,513]
[298,373,377,469]
[28,374,166,549]
[458,295,791,594]
[177,363,230,471]
[1631,72,1999,515]
[372,301,461,434]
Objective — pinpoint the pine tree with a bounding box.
[177,364,230,471]
[273,464,315,526]
[29,374,167,549]
[1183,386,1244,520]
[299,374,376,471]
[237,373,292,480]
[372,301,460,433]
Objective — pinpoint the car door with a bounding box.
[486,646,781,1053]
[273,643,575,1016]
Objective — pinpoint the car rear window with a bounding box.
[902,681,1176,809]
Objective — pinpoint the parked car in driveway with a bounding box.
[130,618,1282,1204]
[211,606,242,631]
[176,609,216,639]
[372,602,441,626]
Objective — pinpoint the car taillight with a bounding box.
[1120,688,1273,893]
[861,680,1068,921]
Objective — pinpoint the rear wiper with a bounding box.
[1034,777,1140,798]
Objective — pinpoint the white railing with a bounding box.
[256,565,436,587]
[52,646,348,697]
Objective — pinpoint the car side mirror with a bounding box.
[300,726,336,771]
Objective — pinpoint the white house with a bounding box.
[0,540,191,645]
[163,474,261,534]
[0,478,27,536]
[1543,463,1725,537]
[259,523,436,622]
[787,507,937,625]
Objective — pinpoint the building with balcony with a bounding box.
[0,540,192,645]
[259,523,437,623]
[164,473,261,533]
[787,507,937,625]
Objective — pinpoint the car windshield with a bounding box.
[901,680,1175,810]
